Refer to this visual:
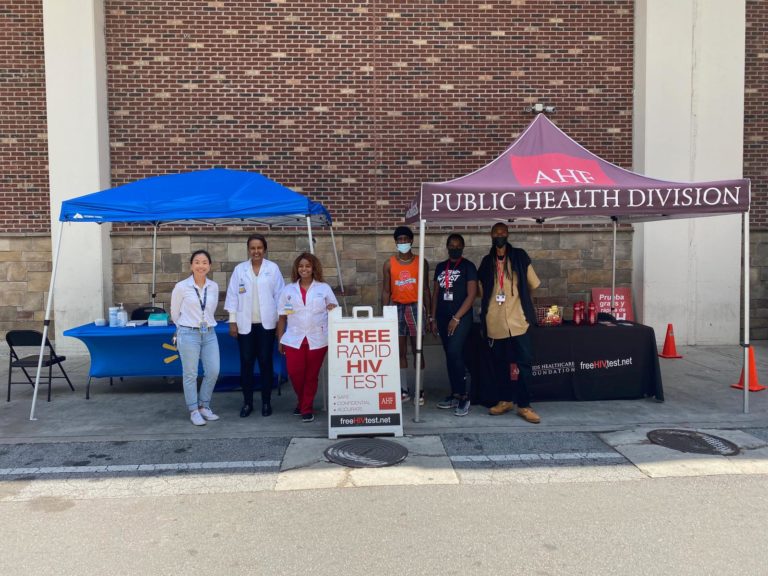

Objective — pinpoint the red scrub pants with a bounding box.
[284,338,328,415]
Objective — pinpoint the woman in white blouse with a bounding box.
[277,252,338,422]
[224,234,285,418]
[170,250,220,426]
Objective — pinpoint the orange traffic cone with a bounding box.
[658,324,682,358]
[731,345,766,391]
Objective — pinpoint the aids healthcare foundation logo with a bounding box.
[379,392,396,411]
[532,361,576,377]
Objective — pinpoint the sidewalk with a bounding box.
[1,341,766,443]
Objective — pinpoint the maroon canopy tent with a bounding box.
[404,114,753,419]
[406,113,749,225]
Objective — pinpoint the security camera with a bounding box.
[526,103,556,114]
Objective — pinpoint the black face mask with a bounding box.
[448,248,463,260]
[492,236,508,249]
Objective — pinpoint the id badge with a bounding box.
[238,283,246,294]
[443,292,454,302]
[199,321,208,333]
[284,302,294,315]
[495,292,506,304]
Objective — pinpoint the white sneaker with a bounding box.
[190,410,206,426]
[198,407,219,421]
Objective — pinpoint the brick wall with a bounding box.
[104,0,634,230]
[0,1,50,233]
[745,0,767,228]
[745,0,767,336]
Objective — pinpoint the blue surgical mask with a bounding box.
[397,243,412,254]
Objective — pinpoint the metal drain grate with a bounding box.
[647,429,739,456]
[325,439,408,468]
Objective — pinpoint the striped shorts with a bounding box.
[395,302,420,336]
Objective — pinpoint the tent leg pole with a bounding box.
[30,225,64,421]
[743,212,750,414]
[414,219,426,423]
[306,216,314,255]
[151,225,157,306]
[329,225,347,315]
[611,218,617,317]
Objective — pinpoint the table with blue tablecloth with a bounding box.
[64,323,286,398]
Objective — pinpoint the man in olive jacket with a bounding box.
[477,222,541,423]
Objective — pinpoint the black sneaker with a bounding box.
[436,396,459,409]
[454,398,470,417]
[293,406,302,416]
[302,413,315,423]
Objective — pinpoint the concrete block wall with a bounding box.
[750,230,768,340]
[0,236,52,335]
[109,229,633,323]
[14,228,768,340]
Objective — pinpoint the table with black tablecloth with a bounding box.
[64,323,286,398]
[465,321,664,406]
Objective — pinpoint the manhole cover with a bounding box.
[647,429,739,456]
[325,439,408,468]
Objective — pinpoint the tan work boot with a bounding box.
[489,400,515,416]
[516,406,541,424]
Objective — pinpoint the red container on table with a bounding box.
[573,301,584,325]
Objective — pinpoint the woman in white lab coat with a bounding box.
[224,234,285,418]
[276,252,338,422]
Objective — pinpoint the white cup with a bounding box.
[95,318,106,326]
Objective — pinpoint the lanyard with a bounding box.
[193,285,208,313]
[495,257,506,292]
[443,257,461,292]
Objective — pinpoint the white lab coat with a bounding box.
[224,259,285,332]
[278,280,338,350]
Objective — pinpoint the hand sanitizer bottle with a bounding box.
[117,303,128,327]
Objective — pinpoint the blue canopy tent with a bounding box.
[31,168,342,420]
[60,168,332,226]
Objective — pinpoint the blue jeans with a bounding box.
[177,326,220,411]
[437,314,472,397]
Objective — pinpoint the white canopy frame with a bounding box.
[30,214,345,421]
[410,211,752,422]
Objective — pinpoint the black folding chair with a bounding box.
[131,306,166,321]
[6,330,75,402]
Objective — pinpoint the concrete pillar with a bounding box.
[43,0,111,353]
[633,0,745,345]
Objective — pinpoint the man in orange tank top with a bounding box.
[381,226,431,405]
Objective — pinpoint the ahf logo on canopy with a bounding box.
[510,153,614,186]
